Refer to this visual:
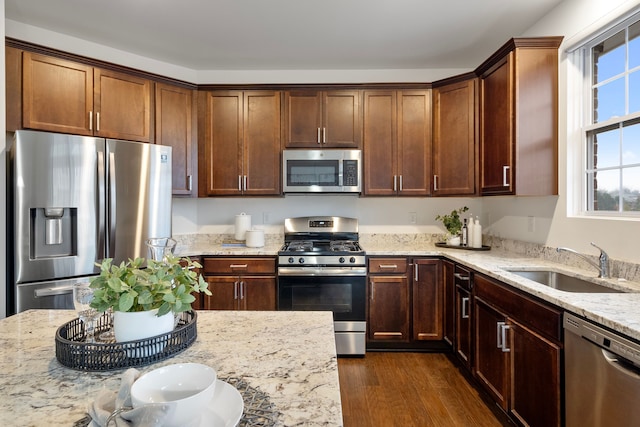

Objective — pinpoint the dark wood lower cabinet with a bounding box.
[203,276,276,310]
[510,319,561,427]
[368,275,410,342]
[474,297,509,410]
[201,257,277,311]
[473,273,562,427]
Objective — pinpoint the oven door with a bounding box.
[277,274,365,322]
[278,273,366,355]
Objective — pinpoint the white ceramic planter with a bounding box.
[447,236,461,246]
[114,309,174,357]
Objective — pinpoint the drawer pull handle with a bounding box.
[454,273,470,281]
[378,264,398,269]
[230,264,248,269]
[461,297,469,319]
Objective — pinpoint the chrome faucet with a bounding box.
[557,242,610,278]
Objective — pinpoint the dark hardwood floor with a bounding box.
[338,352,506,427]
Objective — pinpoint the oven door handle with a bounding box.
[278,267,367,276]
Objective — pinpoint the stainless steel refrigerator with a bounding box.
[8,130,172,314]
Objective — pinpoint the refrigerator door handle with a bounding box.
[108,151,117,257]
[97,149,106,260]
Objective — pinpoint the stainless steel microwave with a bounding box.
[282,149,362,193]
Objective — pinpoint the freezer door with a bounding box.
[11,130,104,283]
[16,276,97,312]
[106,140,172,263]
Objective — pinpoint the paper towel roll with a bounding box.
[234,213,251,240]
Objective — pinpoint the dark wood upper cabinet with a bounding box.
[363,90,431,196]
[155,82,197,196]
[200,90,281,196]
[478,37,562,196]
[93,68,153,142]
[432,78,478,196]
[22,52,94,136]
[283,90,361,148]
[21,52,153,142]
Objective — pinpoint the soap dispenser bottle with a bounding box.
[473,216,482,248]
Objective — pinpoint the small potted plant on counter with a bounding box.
[89,255,210,343]
[435,206,469,246]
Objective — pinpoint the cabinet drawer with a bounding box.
[475,274,562,343]
[203,257,276,274]
[368,258,408,274]
[454,265,472,291]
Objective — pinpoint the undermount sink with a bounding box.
[506,270,623,293]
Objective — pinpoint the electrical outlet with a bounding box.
[409,212,417,224]
[263,212,270,224]
[527,216,535,232]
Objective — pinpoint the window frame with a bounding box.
[570,9,640,219]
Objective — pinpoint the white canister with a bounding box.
[245,229,265,248]
[234,213,251,240]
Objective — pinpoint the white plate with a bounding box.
[198,380,244,427]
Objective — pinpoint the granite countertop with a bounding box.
[0,310,342,426]
[174,237,640,343]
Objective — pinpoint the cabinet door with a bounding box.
[323,90,361,148]
[155,83,196,196]
[442,260,455,346]
[368,275,410,342]
[94,68,152,142]
[510,319,561,427]
[363,90,397,195]
[412,259,442,341]
[474,297,509,410]
[397,90,431,196]
[203,276,239,310]
[201,91,243,195]
[243,91,282,195]
[283,91,322,147]
[455,285,472,368]
[433,79,477,195]
[22,52,93,135]
[480,54,513,195]
[241,276,277,311]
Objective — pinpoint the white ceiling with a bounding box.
[5,0,564,71]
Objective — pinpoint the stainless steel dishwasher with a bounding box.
[564,312,640,426]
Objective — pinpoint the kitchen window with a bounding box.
[572,10,640,216]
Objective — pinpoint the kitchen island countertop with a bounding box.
[0,309,342,426]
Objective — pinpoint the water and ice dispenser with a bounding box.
[30,207,77,258]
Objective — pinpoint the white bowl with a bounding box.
[130,363,217,427]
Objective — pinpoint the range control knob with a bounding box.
[350,257,356,263]
[288,257,295,264]
[298,257,305,264]
[339,257,346,264]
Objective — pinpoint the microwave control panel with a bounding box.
[343,160,359,186]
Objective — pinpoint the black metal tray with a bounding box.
[55,310,197,372]
[435,242,491,251]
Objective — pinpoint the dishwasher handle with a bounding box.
[602,349,640,379]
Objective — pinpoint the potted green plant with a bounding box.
[89,255,210,343]
[435,206,469,245]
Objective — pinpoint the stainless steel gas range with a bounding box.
[277,216,366,356]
